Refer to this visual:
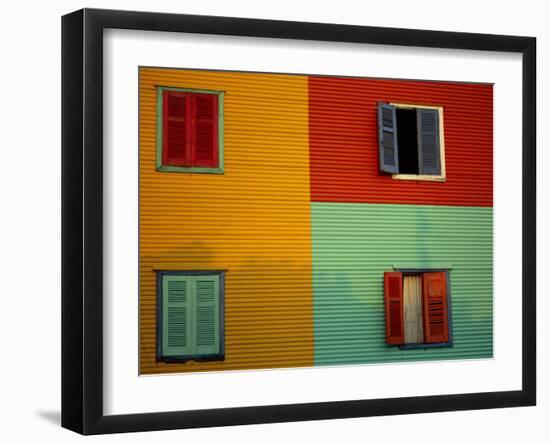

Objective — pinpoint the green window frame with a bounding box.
[157,271,225,362]
[156,86,225,174]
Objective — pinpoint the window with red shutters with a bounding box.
[163,91,189,166]
[161,90,219,170]
[384,270,451,347]
[192,93,218,168]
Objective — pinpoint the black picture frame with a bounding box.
[61,8,536,435]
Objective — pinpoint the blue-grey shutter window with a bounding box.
[417,108,441,175]
[378,103,399,174]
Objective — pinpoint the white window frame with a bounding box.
[390,102,446,182]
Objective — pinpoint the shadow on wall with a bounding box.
[35,410,60,426]
[141,236,316,371]
[151,240,218,268]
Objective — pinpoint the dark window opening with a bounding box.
[395,108,419,174]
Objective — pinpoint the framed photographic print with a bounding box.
[61,8,536,435]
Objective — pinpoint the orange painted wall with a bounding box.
[139,68,314,374]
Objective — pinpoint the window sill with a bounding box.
[399,342,453,350]
[393,264,453,271]
[157,354,225,363]
[392,173,446,182]
[156,164,224,174]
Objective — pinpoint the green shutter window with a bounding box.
[159,272,223,361]
[195,276,221,355]
[162,276,193,357]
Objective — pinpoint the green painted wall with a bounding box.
[311,202,493,365]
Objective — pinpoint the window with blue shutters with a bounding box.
[377,103,445,181]
[158,271,224,362]
[378,103,399,174]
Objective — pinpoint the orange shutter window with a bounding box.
[384,272,404,345]
[422,272,449,343]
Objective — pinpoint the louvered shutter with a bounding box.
[422,272,449,343]
[417,109,441,175]
[193,275,221,355]
[384,272,404,345]
[378,103,399,174]
[162,275,193,356]
[191,94,218,168]
[163,91,190,166]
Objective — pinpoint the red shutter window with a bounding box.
[162,90,219,169]
[422,272,449,343]
[384,272,405,345]
[163,91,190,166]
[191,93,218,168]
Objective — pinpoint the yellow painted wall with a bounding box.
[139,68,313,374]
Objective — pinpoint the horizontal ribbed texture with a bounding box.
[140,68,494,375]
[311,202,493,365]
[140,68,314,374]
[309,76,493,206]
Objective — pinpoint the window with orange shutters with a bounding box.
[383,270,452,348]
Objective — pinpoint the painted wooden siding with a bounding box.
[139,68,314,374]
[311,202,493,365]
[309,77,493,206]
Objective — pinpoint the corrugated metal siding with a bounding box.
[311,202,493,365]
[309,77,493,206]
[139,68,314,374]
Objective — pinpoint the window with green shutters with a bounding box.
[158,272,224,361]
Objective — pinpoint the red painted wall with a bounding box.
[308,76,493,207]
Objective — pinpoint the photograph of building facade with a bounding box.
[139,67,493,375]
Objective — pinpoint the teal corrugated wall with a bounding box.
[311,202,493,365]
